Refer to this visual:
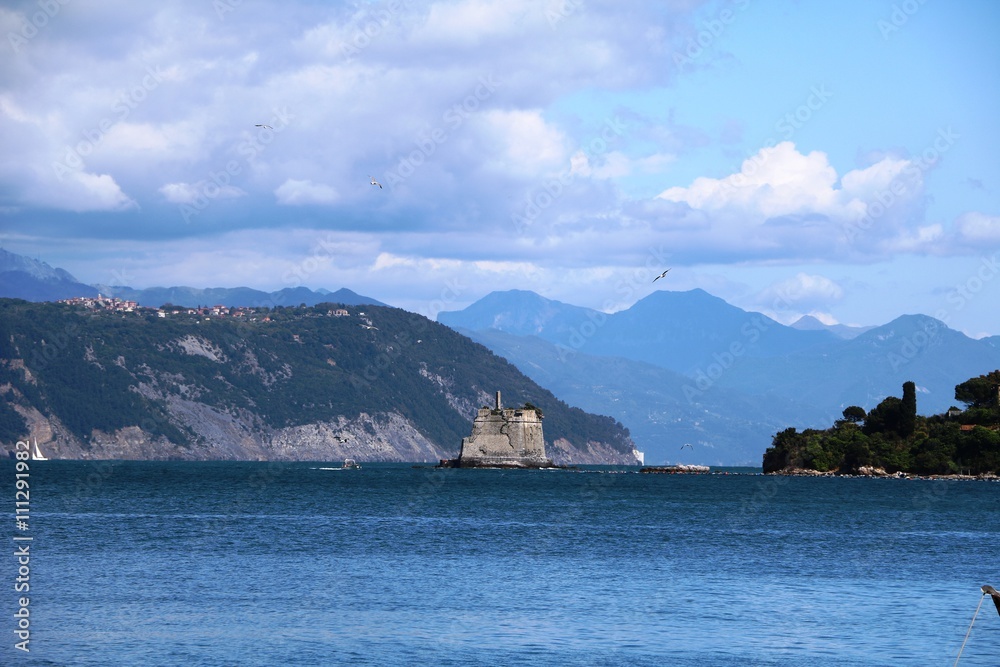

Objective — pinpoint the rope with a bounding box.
[953,593,987,666]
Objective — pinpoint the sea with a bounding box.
[3,460,999,666]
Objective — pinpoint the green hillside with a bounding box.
[762,375,1000,476]
[0,299,633,458]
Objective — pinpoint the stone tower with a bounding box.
[447,391,552,468]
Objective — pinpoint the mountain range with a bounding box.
[438,289,1000,465]
[0,249,384,309]
[0,299,635,464]
[4,249,998,466]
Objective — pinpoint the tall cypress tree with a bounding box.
[901,381,917,437]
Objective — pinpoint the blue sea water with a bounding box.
[3,461,999,666]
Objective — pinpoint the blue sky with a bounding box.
[1,0,999,335]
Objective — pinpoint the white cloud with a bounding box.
[759,272,845,309]
[160,182,245,204]
[372,252,469,273]
[478,109,568,176]
[274,179,339,206]
[39,170,137,212]
[954,212,1000,244]
[646,142,939,261]
[416,0,534,46]
[657,142,846,217]
[804,311,839,326]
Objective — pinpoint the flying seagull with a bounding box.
[652,268,671,283]
[680,443,693,450]
[370,176,382,189]
[254,124,273,129]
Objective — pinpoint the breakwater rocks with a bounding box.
[767,466,1000,481]
[640,464,711,474]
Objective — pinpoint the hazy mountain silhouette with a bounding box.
[439,290,1000,464]
[790,314,874,339]
[0,249,98,301]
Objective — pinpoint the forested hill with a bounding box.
[0,299,635,463]
[762,376,1000,476]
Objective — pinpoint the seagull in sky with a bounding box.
[370,176,382,189]
[653,268,671,283]
[680,443,693,450]
[254,124,273,129]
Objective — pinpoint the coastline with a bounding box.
[767,466,1000,481]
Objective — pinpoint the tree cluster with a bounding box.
[762,372,1000,475]
[0,299,633,455]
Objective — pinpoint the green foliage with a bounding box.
[0,394,27,443]
[0,299,633,456]
[863,396,905,437]
[842,405,866,423]
[955,370,1000,409]
[900,381,917,437]
[764,377,1000,475]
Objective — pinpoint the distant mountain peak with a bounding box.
[791,314,875,340]
[872,313,950,334]
[0,248,78,283]
[791,314,827,329]
[438,289,600,338]
[636,287,738,310]
[0,249,97,301]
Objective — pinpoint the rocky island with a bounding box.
[439,391,555,468]
[762,373,1000,477]
[0,299,637,464]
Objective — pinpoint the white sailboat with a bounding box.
[32,438,48,461]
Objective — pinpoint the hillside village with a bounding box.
[57,295,353,322]
[0,298,635,463]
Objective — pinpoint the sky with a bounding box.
[1,0,999,336]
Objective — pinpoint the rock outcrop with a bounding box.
[442,391,554,468]
[0,300,638,464]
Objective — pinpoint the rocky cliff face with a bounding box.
[547,438,638,465]
[15,409,637,465]
[14,405,451,462]
[1,300,638,464]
